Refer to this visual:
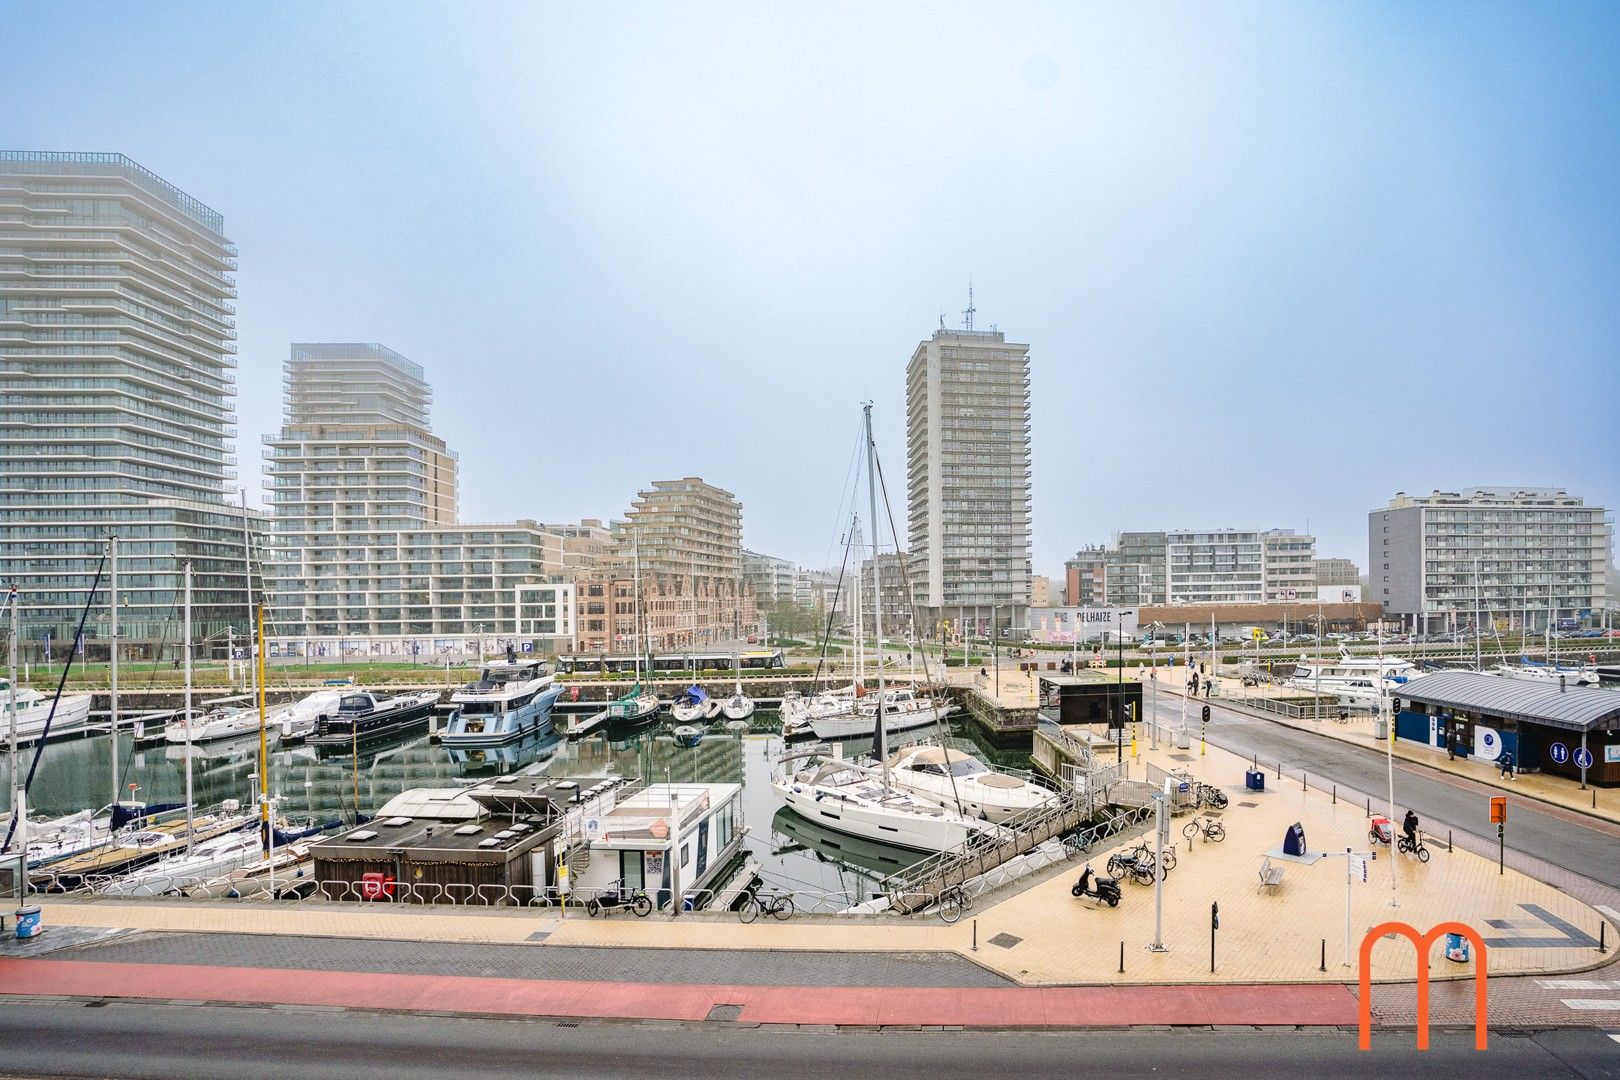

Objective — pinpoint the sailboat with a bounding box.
[669,683,712,723]
[721,655,756,721]
[771,404,992,854]
[607,532,660,726]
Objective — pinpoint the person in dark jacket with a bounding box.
[1402,809,1419,847]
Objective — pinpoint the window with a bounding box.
[680,843,690,868]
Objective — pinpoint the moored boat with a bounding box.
[442,659,563,748]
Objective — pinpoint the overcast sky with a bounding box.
[7,2,1618,576]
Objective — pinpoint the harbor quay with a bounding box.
[8,734,1614,1037]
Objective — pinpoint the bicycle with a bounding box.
[1198,785,1229,810]
[1396,833,1431,863]
[1062,832,1092,860]
[1183,815,1226,843]
[938,884,973,924]
[738,888,796,922]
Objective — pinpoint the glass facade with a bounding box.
[0,152,259,654]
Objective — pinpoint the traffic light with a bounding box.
[1201,704,1211,723]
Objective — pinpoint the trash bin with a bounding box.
[1245,769,1265,792]
[1444,933,1470,963]
[14,905,41,940]
[1174,731,1191,750]
[1373,718,1389,739]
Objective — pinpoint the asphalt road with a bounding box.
[0,1001,1615,1080]
[1141,693,1620,897]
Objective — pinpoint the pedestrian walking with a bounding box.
[1499,751,1515,780]
[1190,672,1200,695]
[1203,679,1213,699]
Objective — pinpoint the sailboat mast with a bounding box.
[8,583,24,875]
[851,515,863,685]
[863,404,888,788]
[183,564,195,851]
[240,492,257,708]
[633,531,643,683]
[109,534,119,809]
[257,603,269,853]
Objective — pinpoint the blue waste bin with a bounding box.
[14,905,41,940]
[1245,769,1265,792]
[1445,933,1470,963]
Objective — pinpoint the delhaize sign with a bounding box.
[1026,607,1138,644]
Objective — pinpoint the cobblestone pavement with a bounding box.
[42,930,1012,987]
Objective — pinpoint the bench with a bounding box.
[1258,858,1286,894]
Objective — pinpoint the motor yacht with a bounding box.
[442,659,563,748]
[307,689,441,747]
[0,678,92,744]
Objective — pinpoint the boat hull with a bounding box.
[772,779,980,853]
[5,694,93,744]
[307,694,439,747]
[440,684,562,748]
[808,702,952,741]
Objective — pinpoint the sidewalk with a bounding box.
[1138,668,1620,827]
[24,736,1612,989]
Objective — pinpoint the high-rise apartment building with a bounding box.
[905,325,1031,636]
[573,478,757,652]
[544,519,613,574]
[1370,487,1612,633]
[0,152,259,654]
[264,344,569,653]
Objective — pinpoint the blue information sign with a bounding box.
[1548,742,1569,765]
[1574,747,1593,770]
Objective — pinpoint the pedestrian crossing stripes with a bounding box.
[1538,979,1620,991]
[1559,1000,1620,1011]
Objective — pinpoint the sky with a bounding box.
[5,1,1618,576]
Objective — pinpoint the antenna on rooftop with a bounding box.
[962,279,976,331]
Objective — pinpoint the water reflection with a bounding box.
[4,711,983,903]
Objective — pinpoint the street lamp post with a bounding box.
[1115,610,1135,764]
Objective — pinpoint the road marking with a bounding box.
[1559,999,1620,1011]
[1538,980,1620,990]
[1609,1033,1620,1045]
[1596,905,1620,923]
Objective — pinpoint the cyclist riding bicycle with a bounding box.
[1402,809,1419,847]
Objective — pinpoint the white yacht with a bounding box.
[100,829,263,897]
[164,704,269,745]
[780,684,859,729]
[881,745,1056,824]
[1288,653,1419,697]
[772,751,997,852]
[442,660,563,748]
[0,678,92,744]
[1490,659,1600,687]
[799,687,955,741]
[272,690,347,741]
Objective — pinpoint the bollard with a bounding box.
[972,919,978,952]
[1333,785,1337,805]
[1119,940,1125,973]
[1595,790,1599,810]
[1448,829,1453,853]
[1276,760,1281,780]
[1320,938,1327,972]
[1303,772,1308,792]
[1365,797,1370,818]
[1601,923,1607,954]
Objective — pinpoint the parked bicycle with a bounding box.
[738,888,796,922]
[1197,784,1229,810]
[584,879,652,918]
[938,884,973,924]
[1106,849,1159,886]
[1183,815,1226,843]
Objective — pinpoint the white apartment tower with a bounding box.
[906,322,1032,637]
[0,151,259,654]
[264,344,568,651]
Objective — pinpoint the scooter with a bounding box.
[1071,864,1122,907]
